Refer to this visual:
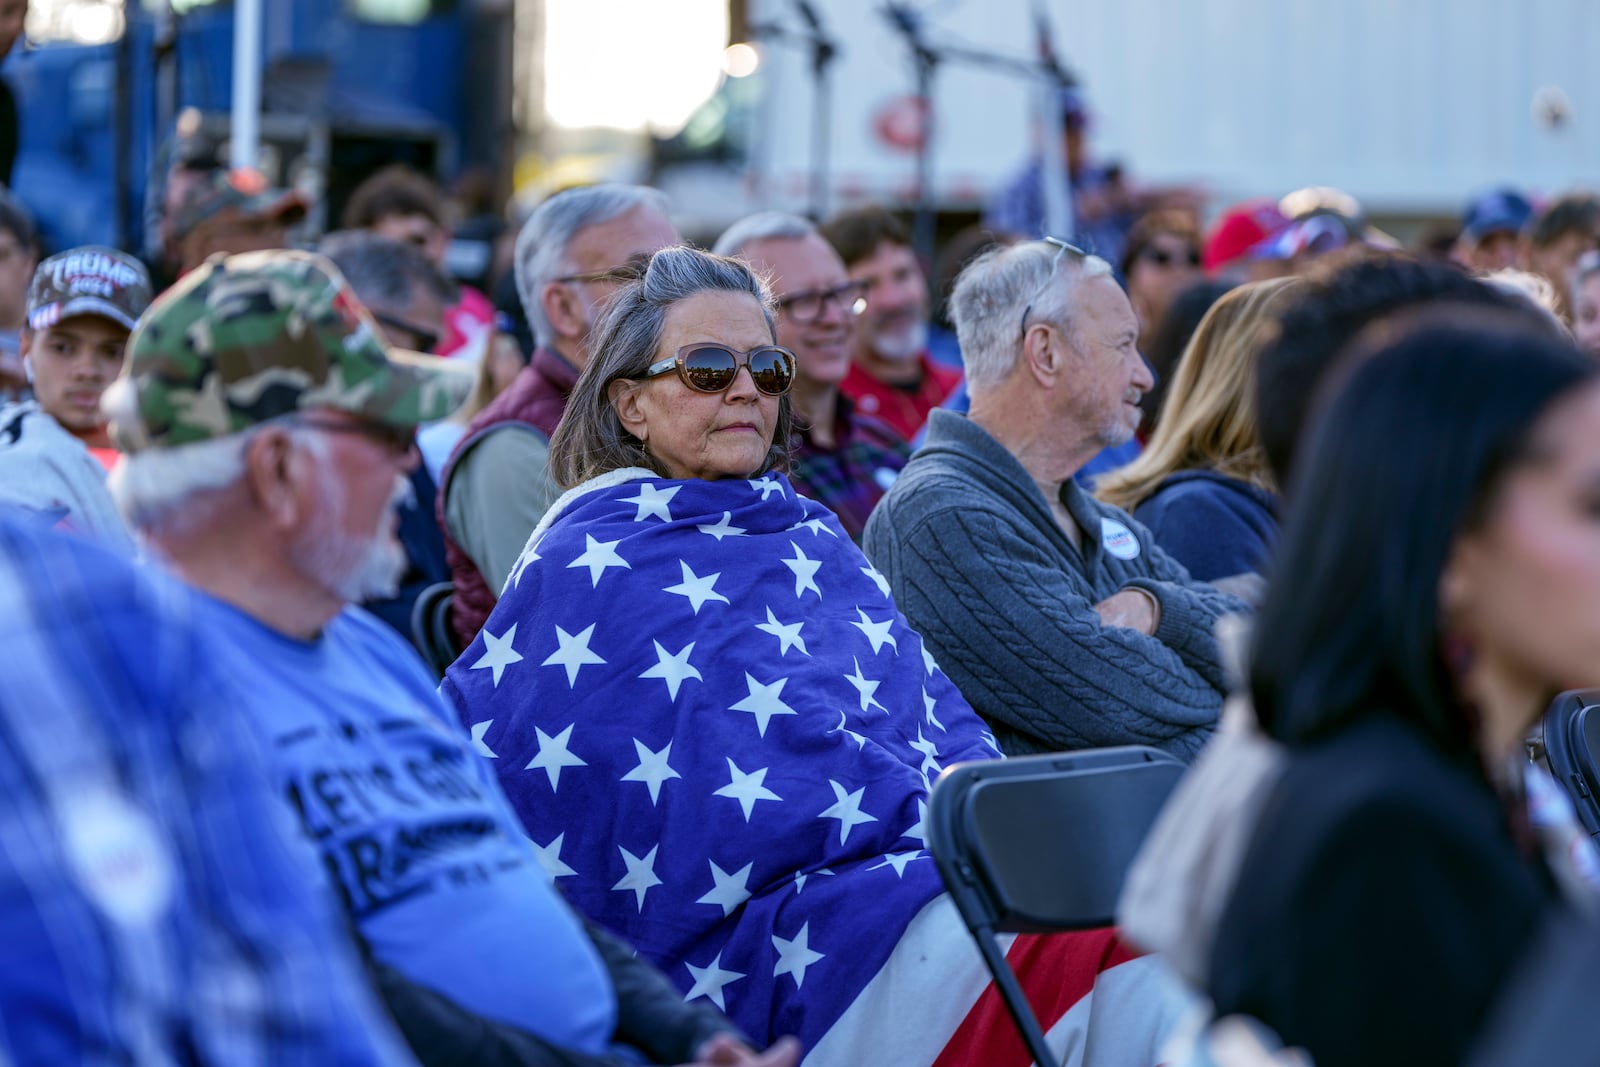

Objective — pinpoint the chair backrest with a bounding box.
[410,581,457,679]
[1542,688,1600,838]
[929,746,1187,934]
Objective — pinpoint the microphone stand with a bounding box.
[879,3,1077,262]
[748,0,839,221]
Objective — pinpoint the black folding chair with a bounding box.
[927,746,1186,1067]
[409,581,458,679]
[1541,688,1600,838]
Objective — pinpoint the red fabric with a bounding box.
[436,284,496,361]
[839,353,961,443]
[438,347,579,650]
[931,928,1142,1067]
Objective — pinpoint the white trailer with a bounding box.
[657,0,1599,232]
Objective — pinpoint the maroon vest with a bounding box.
[438,347,579,650]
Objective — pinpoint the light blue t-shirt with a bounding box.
[190,592,618,1053]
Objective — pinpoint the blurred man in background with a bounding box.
[820,205,960,442]
[441,183,677,649]
[0,189,35,389]
[714,211,907,540]
[1453,188,1532,274]
[169,166,308,276]
[1526,192,1600,324]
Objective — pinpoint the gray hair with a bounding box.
[513,184,671,348]
[103,377,327,533]
[318,229,457,309]
[549,246,790,486]
[949,240,1113,392]
[711,212,816,258]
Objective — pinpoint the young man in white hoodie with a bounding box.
[0,246,152,548]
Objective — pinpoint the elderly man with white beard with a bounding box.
[104,250,790,1067]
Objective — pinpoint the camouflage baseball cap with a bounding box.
[171,167,309,242]
[114,249,471,453]
[26,246,153,331]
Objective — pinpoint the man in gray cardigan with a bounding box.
[863,239,1244,761]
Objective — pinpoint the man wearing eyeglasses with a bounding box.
[321,230,457,649]
[864,239,1243,762]
[819,206,961,443]
[105,249,778,1067]
[441,184,679,650]
[713,212,908,540]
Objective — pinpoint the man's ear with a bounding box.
[608,379,647,443]
[242,427,305,530]
[543,280,586,343]
[1022,323,1061,387]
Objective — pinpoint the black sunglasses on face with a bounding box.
[287,415,418,457]
[1140,246,1201,268]
[642,343,797,396]
[371,310,442,355]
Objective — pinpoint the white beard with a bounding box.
[871,319,928,362]
[292,473,411,603]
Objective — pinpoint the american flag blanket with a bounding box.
[443,469,1187,1064]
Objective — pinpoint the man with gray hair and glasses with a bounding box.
[441,184,678,649]
[863,239,1243,761]
[713,212,906,540]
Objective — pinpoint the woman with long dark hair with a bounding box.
[1208,309,1599,1066]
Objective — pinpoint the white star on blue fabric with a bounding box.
[781,542,823,599]
[469,719,497,758]
[861,565,891,597]
[749,476,785,501]
[801,516,839,538]
[470,623,524,687]
[530,832,578,879]
[851,609,899,655]
[755,607,809,656]
[567,534,631,587]
[639,639,703,699]
[844,657,887,713]
[621,738,682,805]
[794,867,834,894]
[901,799,928,848]
[621,482,680,522]
[909,726,942,779]
[524,724,587,790]
[922,688,945,732]
[696,859,754,917]
[772,922,826,988]
[869,851,923,878]
[714,758,782,821]
[729,673,798,737]
[920,641,941,677]
[541,623,606,687]
[829,710,866,749]
[507,544,541,589]
[684,953,745,1010]
[612,844,663,911]
[697,511,748,541]
[664,560,731,614]
[818,779,878,845]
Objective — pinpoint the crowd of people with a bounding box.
[2,43,1600,1065]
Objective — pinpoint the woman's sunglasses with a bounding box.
[642,343,797,396]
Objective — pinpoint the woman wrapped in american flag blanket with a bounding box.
[443,246,1189,1066]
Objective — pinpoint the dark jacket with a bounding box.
[1210,714,1553,1067]
[1131,470,1278,582]
[370,920,740,1066]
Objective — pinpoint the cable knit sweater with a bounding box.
[863,410,1243,761]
